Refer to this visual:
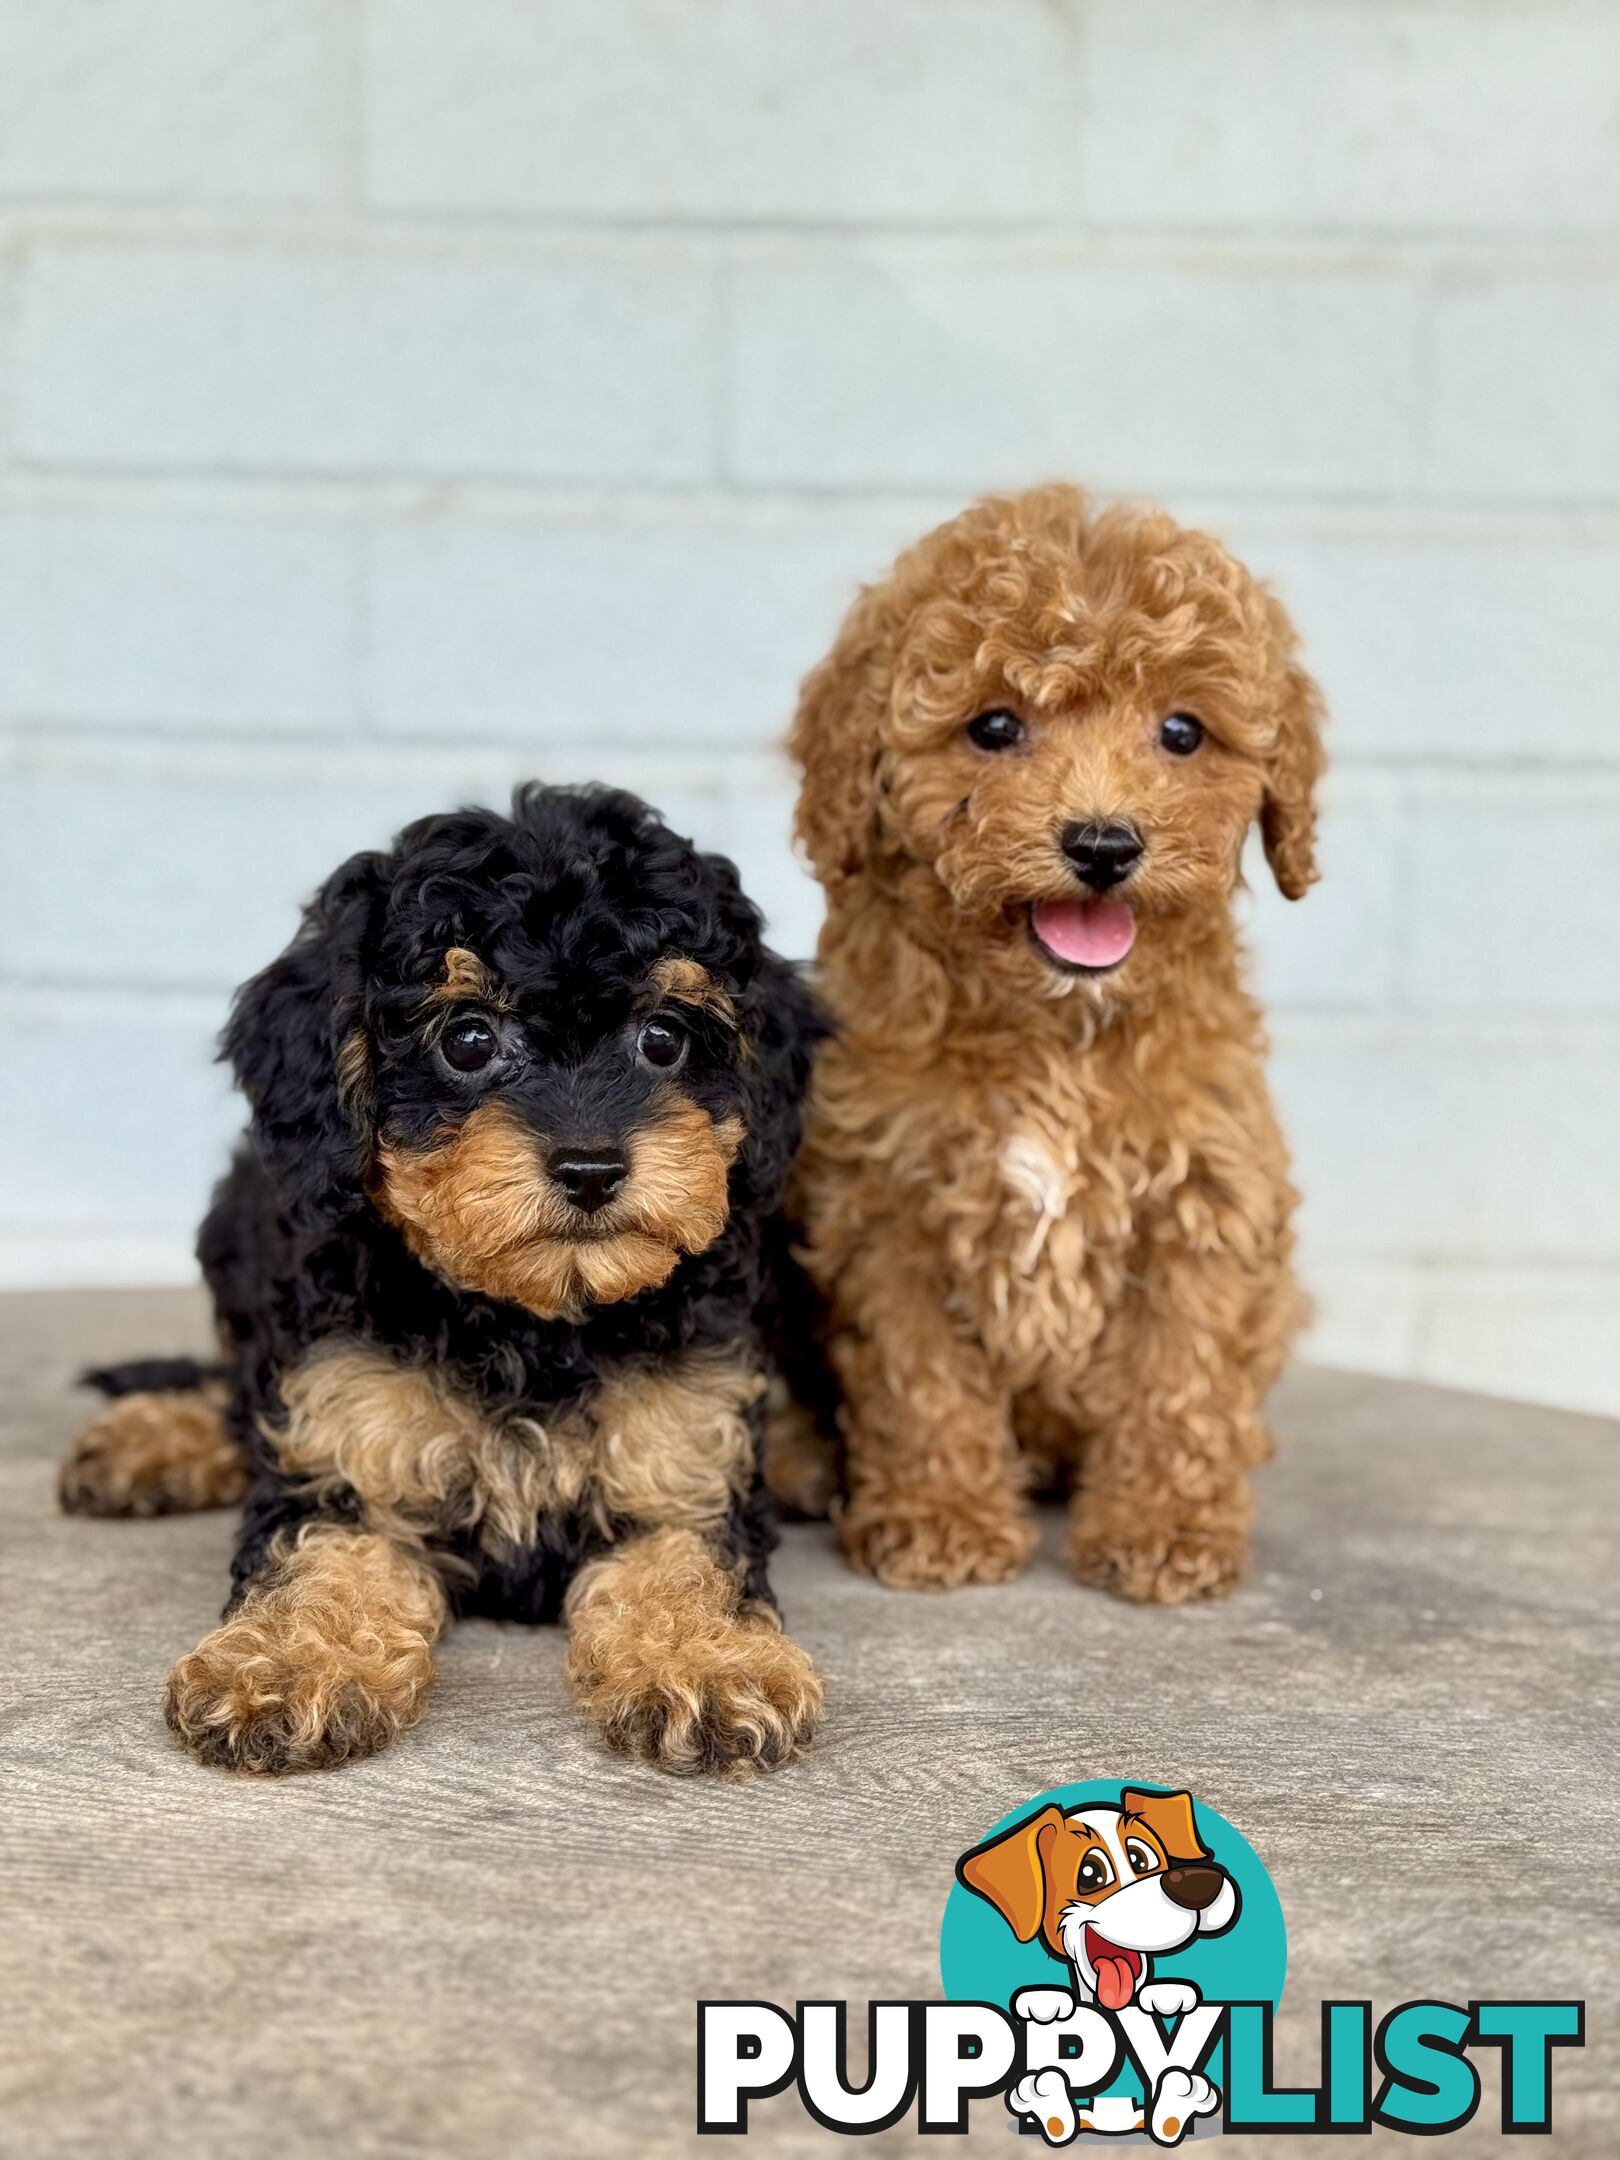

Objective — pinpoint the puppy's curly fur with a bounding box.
[781,485,1324,1604]
[63,785,824,1774]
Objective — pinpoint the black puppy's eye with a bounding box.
[1159,712,1205,757]
[967,708,1025,753]
[636,1015,688,1072]
[440,1017,497,1073]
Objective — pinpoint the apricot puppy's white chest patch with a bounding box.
[272,1343,761,1556]
[1001,1132,1072,1263]
[1002,1133,1069,1218]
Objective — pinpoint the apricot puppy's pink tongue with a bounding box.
[1093,1955,1136,2011]
[1031,897,1135,969]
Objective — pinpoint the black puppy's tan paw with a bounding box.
[566,1530,822,1777]
[164,1530,443,1774]
[164,1633,418,1773]
[587,1613,823,1777]
[60,1389,246,1517]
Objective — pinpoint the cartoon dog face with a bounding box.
[958,1788,1239,2010]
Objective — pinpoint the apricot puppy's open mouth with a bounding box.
[1029,897,1136,975]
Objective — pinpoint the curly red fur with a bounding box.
[786,485,1323,1603]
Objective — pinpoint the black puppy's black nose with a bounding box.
[548,1149,628,1215]
[1061,822,1144,892]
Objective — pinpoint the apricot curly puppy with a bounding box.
[782,485,1324,1605]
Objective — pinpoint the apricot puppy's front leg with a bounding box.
[832,1248,1035,1591]
[1068,1246,1274,1606]
[565,1527,823,1776]
[165,1526,446,1772]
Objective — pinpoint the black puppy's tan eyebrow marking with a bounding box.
[647,955,739,1031]
[425,947,510,1011]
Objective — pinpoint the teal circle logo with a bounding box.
[939,1781,1286,2127]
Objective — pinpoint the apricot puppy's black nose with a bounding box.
[1162,1865,1224,1912]
[1061,822,1144,892]
[548,1149,628,1215]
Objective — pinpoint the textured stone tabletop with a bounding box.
[1,1288,1614,2156]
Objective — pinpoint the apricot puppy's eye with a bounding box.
[636,1015,688,1072]
[1159,712,1205,756]
[440,1017,497,1073]
[967,709,1025,752]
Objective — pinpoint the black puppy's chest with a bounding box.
[265,1335,764,1624]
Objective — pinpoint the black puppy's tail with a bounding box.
[81,1355,225,1398]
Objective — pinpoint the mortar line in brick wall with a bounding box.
[6,469,1620,545]
[2,203,1617,267]
[1397,1257,1620,1282]
[350,514,377,737]
[0,715,801,774]
[11,450,1620,523]
[3,447,729,499]
[715,474,1620,518]
[0,241,17,467]
[1410,263,1443,501]
[3,715,1618,782]
[712,245,735,489]
[1387,783,1418,1017]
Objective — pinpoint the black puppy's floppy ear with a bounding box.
[221,850,386,1228]
[689,845,825,1214]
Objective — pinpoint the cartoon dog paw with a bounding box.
[1138,1980,1201,2019]
[1149,2066,1220,2146]
[1009,2067,1077,2145]
[1012,1985,1078,2024]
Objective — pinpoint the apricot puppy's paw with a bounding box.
[572,1611,823,1778]
[59,1390,247,1517]
[164,1620,428,1774]
[1066,1501,1250,1606]
[840,1494,1036,1590]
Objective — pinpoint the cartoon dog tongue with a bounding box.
[1092,1953,1137,2011]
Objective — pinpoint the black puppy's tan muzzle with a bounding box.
[1162,1864,1225,1912]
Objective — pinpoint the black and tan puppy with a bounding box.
[61,784,824,1777]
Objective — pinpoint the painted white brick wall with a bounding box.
[0,0,1615,1419]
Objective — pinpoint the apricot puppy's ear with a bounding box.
[789,580,893,891]
[1121,1788,1209,1865]
[957,1804,1066,1943]
[1261,643,1326,902]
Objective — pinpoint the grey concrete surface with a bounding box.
[1,1287,1614,2157]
